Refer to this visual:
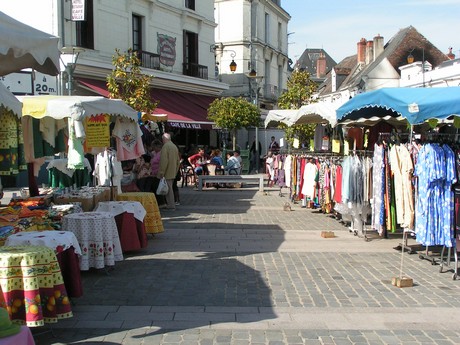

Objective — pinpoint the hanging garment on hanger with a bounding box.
[389,144,414,229]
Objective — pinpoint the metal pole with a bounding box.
[254,88,259,173]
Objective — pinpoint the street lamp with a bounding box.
[211,44,237,73]
[60,46,85,95]
[246,69,263,173]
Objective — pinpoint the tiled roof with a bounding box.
[294,48,337,78]
[317,26,448,97]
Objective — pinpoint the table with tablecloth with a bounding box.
[4,231,83,298]
[61,212,123,271]
[95,201,148,252]
[0,245,73,327]
[116,192,164,234]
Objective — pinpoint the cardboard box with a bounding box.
[54,195,94,212]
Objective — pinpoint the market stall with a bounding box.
[0,11,60,76]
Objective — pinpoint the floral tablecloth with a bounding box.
[5,231,84,298]
[0,245,73,327]
[116,192,164,234]
[61,212,123,270]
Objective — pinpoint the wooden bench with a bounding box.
[197,174,265,192]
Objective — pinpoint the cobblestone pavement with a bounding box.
[27,183,460,344]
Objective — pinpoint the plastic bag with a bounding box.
[156,177,169,195]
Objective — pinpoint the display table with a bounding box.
[0,245,73,327]
[61,212,123,271]
[0,326,35,345]
[4,231,83,298]
[95,201,148,252]
[116,192,164,234]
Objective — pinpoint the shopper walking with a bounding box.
[157,133,180,210]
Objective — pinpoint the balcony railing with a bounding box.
[137,50,160,70]
[183,62,208,80]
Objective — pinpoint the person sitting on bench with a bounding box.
[225,151,241,175]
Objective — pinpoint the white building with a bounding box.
[214,0,291,155]
[1,0,228,148]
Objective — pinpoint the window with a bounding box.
[265,13,270,44]
[76,0,94,49]
[183,30,199,76]
[277,22,282,49]
[132,14,142,52]
[185,0,195,10]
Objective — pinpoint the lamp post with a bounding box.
[60,46,85,95]
[247,69,263,173]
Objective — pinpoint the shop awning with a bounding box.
[78,77,217,129]
[336,87,460,125]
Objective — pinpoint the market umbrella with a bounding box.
[0,82,21,117]
[18,95,139,196]
[336,87,460,125]
[0,11,60,76]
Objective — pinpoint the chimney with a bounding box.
[365,40,374,65]
[373,34,384,60]
[357,38,366,64]
[447,47,456,60]
[316,52,327,78]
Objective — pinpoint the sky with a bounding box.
[282,0,460,64]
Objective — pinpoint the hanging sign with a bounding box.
[71,0,86,21]
[84,114,110,148]
[157,34,176,66]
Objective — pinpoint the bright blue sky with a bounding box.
[282,0,460,63]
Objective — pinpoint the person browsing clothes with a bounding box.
[268,136,280,154]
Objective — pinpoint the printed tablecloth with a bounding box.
[5,231,83,298]
[116,192,164,234]
[0,245,73,327]
[61,212,123,270]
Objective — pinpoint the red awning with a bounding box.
[77,78,217,130]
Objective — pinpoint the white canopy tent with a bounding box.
[18,95,139,122]
[0,82,21,117]
[265,103,339,128]
[264,109,298,128]
[0,11,60,76]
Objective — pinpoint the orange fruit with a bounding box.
[54,290,61,299]
[48,296,55,306]
[29,304,39,315]
[13,299,22,308]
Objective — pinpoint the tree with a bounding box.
[276,69,318,149]
[207,97,260,150]
[107,48,158,115]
